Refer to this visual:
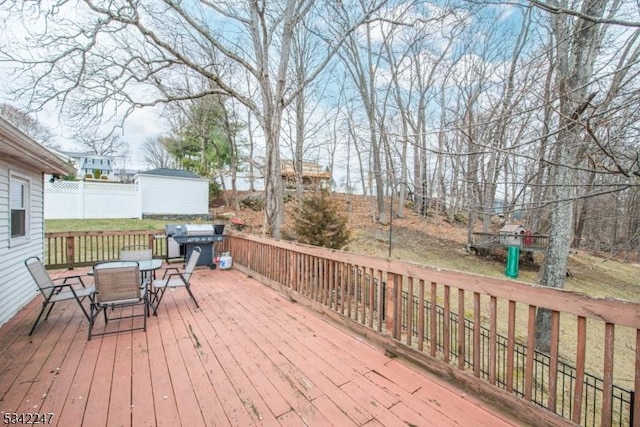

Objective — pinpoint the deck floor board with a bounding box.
[0,267,522,427]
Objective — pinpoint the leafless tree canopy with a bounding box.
[0,103,55,147]
[73,131,129,158]
[1,1,639,258]
[142,136,175,170]
[1,0,388,237]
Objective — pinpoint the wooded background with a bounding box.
[1,1,639,295]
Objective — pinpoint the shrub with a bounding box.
[93,169,102,179]
[454,212,467,224]
[240,193,264,211]
[209,181,223,206]
[293,191,349,249]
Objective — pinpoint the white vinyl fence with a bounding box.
[44,181,140,219]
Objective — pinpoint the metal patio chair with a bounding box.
[151,246,201,313]
[119,245,153,261]
[88,261,148,340]
[120,244,156,282]
[25,256,95,336]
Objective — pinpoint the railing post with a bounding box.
[386,272,398,339]
[148,233,155,257]
[66,236,75,267]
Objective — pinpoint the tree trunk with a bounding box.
[572,170,596,248]
[263,124,284,237]
[535,0,609,352]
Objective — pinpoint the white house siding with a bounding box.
[0,159,44,327]
[138,175,209,216]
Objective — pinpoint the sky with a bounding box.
[0,10,168,172]
[0,0,526,188]
[0,91,168,171]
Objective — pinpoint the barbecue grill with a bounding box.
[165,224,225,268]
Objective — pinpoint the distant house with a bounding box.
[280,160,331,190]
[134,168,210,219]
[58,151,115,179]
[112,168,139,184]
[0,117,75,327]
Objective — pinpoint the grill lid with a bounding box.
[184,224,216,236]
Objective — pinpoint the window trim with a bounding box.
[9,172,31,246]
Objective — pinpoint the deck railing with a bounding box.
[44,230,166,268]
[400,292,633,426]
[42,229,640,426]
[224,231,640,427]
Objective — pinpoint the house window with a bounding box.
[10,176,29,239]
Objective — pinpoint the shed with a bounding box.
[499,224,527,247]
[134,168,210,219]
[0,117,75,327]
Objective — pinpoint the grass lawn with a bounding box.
[45,218,215,233]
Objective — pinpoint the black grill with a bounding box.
[165,224,225,268]
[172,235,224,244]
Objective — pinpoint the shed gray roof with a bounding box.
[138,168,203,179]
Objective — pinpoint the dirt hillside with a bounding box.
[215,192,640,302]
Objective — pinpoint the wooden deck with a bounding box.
[0,267,522,427]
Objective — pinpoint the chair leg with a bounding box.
[146,288,155,317]
[88,304,96,341]
[152,288,167,315]
[185,285,200,309]
[143,297,148,331]
[75,297,92,321]
[28,303,50,336]
[44,301,56,320]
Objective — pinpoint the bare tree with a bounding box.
[338,16,388,222]
[0,0,386,238]
[142,136,174,169]
[533,0,623,352]
[0,103,55,148]
[73,131,129,157]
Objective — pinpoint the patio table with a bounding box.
[88,259,164,316]
[88,259,163,276]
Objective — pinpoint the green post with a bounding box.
[505,245,520,278]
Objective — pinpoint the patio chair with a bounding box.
[120,245,153,261]
[25,256,95,336]
[151,246,201,312]
[120,244,156,281]
[88,261,148,340]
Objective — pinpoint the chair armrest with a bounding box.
[153,272,186,287]
[55,274,90,288]
[162,272,184,281]
[40,282,75,291]
[42,281,90,297]
[161,267,181,279]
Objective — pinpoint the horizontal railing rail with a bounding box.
[399,292,633,426]
[44,230,166,269]
[224,231,640,427]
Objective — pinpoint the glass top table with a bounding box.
[88,259,164,275]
